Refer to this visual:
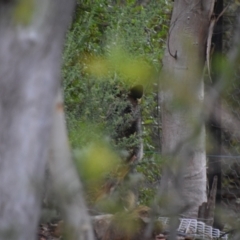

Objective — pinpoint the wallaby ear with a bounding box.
[129,85,143,99]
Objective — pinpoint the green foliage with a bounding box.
[137,155,163,205]
[63,0,171,205]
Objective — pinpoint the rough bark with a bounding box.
[0,1,77,239]
[159,0,215,218]
[198,176,217,226]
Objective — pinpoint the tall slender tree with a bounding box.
[0,1,94,239]
[159,0,215,218]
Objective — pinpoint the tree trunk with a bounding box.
[48,88,94,240]
[0,1,93,240]
[159,0,215,218]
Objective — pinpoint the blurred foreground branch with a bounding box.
[48,88,94,240]
[0,1,94,239]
